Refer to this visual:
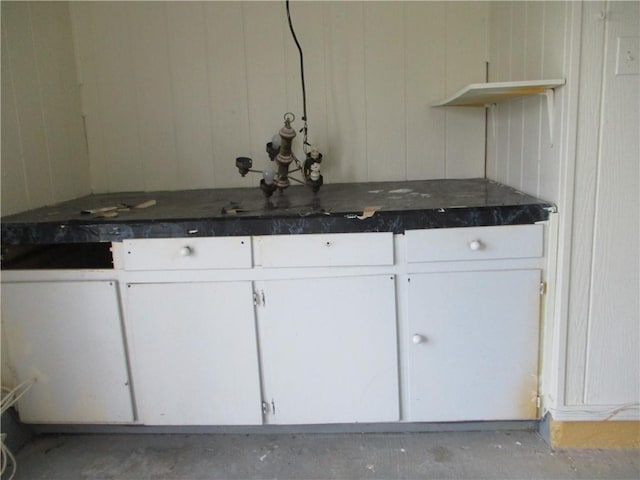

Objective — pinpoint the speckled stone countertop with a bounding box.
[1,179,555,244]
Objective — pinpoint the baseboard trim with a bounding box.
[545,404,640,421]
[541,415,640,449]
[31,420,538,435]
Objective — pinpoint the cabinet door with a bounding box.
[1,281,134,423]
[257,275,399,425]
[407,270,540,421]
[126,281,262,425]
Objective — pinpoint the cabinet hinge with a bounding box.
[536,396,542,409]
[539,282,547,295]
[261,399,276,415]
[253,290,266,306]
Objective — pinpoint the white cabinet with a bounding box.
[255,232,394,268]
[405,225,543,263]
[256,275,399,425]
[122,236,252,271]
[406,270,541,421]
[1,224,546,426]
[1,281,134,423]
[403,225,543,422]
[125,281,262,425]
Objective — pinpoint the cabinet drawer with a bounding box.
[256,232,394,268]
[405,224,543,263]
[122,237,251,271]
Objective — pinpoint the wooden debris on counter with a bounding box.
[356,206,382,220]
[81,199,157,218]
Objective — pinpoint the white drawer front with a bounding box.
[405,224,543,263]
[257,232,394,268]
[122,237,252,270]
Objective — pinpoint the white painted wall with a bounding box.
[68,1,488,193]
[487,1,640,420]
[486,1,570,203]
[1,2,90,216]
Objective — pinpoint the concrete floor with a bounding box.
[11,430,640,479]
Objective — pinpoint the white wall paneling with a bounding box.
[443,2,488,179]
[554,0,640,413]
[127,2,179,192]
[167,2,216,190]
[488,2,511,185]
[323,2,367,182]
[282,2,328,177]
[487,1,640,419]
[242,2,289,178]
[564,1,609,407]
[521,2,545,196]
[1,2,90,216]
[2,2,53,209]
[536,1,568,204]
[29,3,89,204]
[70,1,108,194]
[90,3,145,193]
[63,1,489,195]
[364,3,406,181]
[506,2,526,187]
[405,2,446,180]
[579,1,639,406]
[204,2,253,188]
[486,1,569,199]
[1,30,30,215]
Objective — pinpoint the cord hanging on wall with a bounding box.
[235,0,324,197]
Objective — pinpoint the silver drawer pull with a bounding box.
[179,246,193,257]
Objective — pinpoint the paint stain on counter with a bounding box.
[388,188,414,194]
[368,188,431,198]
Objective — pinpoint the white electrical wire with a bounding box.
[1,378,36,415]
[1,378,36,480]
[1,433,17,480]
[603,402,640,421]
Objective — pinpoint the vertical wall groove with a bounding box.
[2,1,90,215]
[580,2,609,404]
[61,2,487,192]
[3,1,489,214]
[1,18,31,209]
[26,3,55,201]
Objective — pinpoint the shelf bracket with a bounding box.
[542,88,556,146]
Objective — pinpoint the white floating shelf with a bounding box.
[432,79,566,107]
[432,79,566,145]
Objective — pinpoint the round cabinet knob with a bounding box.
[468,239,482,251]
[179,246,193,257]
[412,334,424,344]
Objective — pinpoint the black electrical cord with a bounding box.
[285,0,310,149]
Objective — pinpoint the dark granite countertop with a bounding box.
[1,179,554,244]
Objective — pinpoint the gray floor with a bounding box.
[10,430,640,480]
